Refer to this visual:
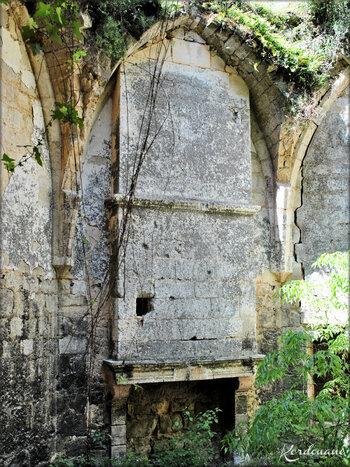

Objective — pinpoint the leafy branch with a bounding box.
[52,100,84,130]
[22,0,82,55]
[2,143,43,173]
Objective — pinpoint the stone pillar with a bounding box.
[110,385,131,458]
[235,376,258,424]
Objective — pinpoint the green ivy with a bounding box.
[1,154,15,172]
[204,1,329,88]
[2,144,43,173]
[202,1,350,90]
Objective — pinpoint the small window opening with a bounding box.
[136,297,152,316]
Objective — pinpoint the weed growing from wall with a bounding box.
[202,1,349,89]
[153,409,221,466]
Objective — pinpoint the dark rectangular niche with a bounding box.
[136,297,152,316]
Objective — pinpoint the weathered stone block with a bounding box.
[194,281,222,298]
[111,424,126,444]
[111,406,127,426]
[236,395,247,414]
[111,445,127,457]
[155,279,194,299]
[150,298,211,320]
[21,339,34,355]
[171,38,210,68]
[1,288,14,317]
[10,316,23,337]
[224,35,241,55]
[153,257,176,279]
[59,337,87,355]
[184,30,206,44]
[61,294,87,307]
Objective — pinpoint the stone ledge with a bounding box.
[106,195,260,216]
[103,355,264,385]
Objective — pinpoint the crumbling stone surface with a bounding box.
[120,35,252,205]
[114,31,270,365]
[115,206,259,362]
[0,269,58,466]
[296,87,350,276]
[72,98,112,281]
[0,6,59,464]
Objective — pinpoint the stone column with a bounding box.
[110,385,131,458]
[235,376,258,424]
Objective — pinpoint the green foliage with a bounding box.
[203,1,350,90]
[52,451,149,467]
[310,0,350,41]
[67,50,87,71]
[94,16,127,64]
[111,452,149,466]
[278,251,349,324]
[33,145,43,167]
[88,0,162,63]
[153,408,220,466]
[160,0,183,17]
[2,1,85,175]
[51,409,220,466]
[52,101,84,130]
[2,144,43,173]
[2,154,15,172]
[222,251,350,466]
[22,1,82,54]
[205,1,328,88]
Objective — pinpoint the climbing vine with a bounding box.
[1,0,85,172]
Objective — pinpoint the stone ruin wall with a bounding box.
[113,30,266,364]
[0,3,349,465]
[296,86,350,277]
[1,7,58,464]
[0,5,111,463]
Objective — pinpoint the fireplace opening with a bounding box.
[125,378,237,460]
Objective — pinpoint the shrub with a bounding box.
[86,0,161,63]
[153,408,220,467]
[222,252,350,466]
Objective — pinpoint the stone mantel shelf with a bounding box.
[103,355,265,385]
[106,194,261,216]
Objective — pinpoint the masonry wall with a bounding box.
[56,98,113,456]
[0,6,112,463]
[0,6,58,464]
[113,29,267,364]
[296,87,350,275]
